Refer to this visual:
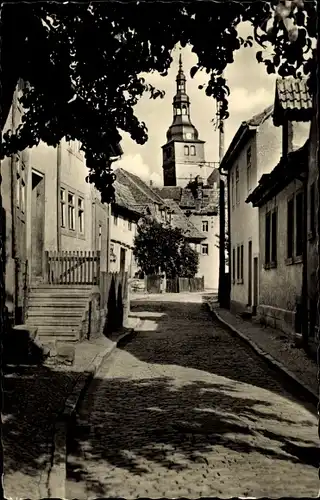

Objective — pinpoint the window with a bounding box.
[265,209,277,267]
[68,193,75,230]
[240,244,244,282]
[247,146,252,193]
[184,145,189,156]
[287,198,294,259]
[295,191,303,257]
[20,180,25,213]
[271,210,278,263]
[178,83,184,91]
[182,105,187,115]
[78,197,84,233]
[265,211,271,265]
[201,243,209,255]
[309,182,315,237]
[202,220,209,232]
[232,248,236,283]
[176,108,181,115]
[98,224,102,251]
[236,246,240,281]
[128,221,132,231]
[190,145,196,156]
[113,215,118,226]
[235,165,240,204]
[231,173,235,210]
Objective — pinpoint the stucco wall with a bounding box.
[229,114,287,312]
[1,96,23,320]
[258,179,303,333]
[306,113,318,327]
[189,214,219,290]
[110,209,137,275]
[174,141,206,186]
[28,139,93,254]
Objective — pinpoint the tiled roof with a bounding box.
[115,168,165,206]
[153,187,183,203]
[163,199,206,241]
[273,77,313,126]
[113,180,137,210]
[246,104,274,127]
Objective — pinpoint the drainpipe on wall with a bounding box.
[217,99,226,307]
[106,202,111,273]
[56,142,62,252]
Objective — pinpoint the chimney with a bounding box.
[149,180,153,187]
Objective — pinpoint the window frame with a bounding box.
[78,196,85,234]
[202,220,209,232]
[190,145,196,156]
[60,188,66,228]
[67,192,76,231]
[184,145,189,156]
[265,207,277,269]
[201,243,209,255]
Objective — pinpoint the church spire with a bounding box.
[165,53,199,142]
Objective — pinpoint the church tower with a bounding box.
[162,54,206,187]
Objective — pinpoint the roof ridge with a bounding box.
[118,168,165,205]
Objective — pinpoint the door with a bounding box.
[253,257,258,314]
[248,241,252,307]
[31,171,45,281]
[120,247,126,273]
[15,156,27,323]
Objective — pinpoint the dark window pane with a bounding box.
[287,198,294,258]
[296,192,303,256]
[265,212,271,265]
[271,210,277,263]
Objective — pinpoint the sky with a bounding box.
[113,22,277,186]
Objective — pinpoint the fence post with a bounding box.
[96,251,101,285]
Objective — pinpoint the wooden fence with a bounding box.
[166,276,204,293]
[45,250,100,285]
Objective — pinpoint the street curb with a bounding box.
[46,324,140,498]
[206,303,318,409]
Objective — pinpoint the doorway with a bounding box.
[253,257,258,315]
[248,241,252,307]
[31,171,45,281]
[120,247,126,273]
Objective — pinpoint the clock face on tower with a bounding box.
[186,132,192,139]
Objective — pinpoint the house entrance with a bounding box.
[31,171,45,282]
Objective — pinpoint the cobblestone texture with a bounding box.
[2,327,135,499]
[67,294,319,499]
[213,305,318,397]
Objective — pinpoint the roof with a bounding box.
[114,168,165,207]
[163,199,206,241]
[220,104,273,172]
[155,186,219,215]
[273,77,313,126]
[246,140,309,207]
[153,186,183,202]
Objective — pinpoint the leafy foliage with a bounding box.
[133,217,198,278]
[179,243,199,278]
[215,232,230,266]
[1,1,316,201]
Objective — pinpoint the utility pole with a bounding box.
[218,99,226,306]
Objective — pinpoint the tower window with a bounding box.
[178,83,184,90]
[190,145,196,156]
[182,105,187,115]
[176,108,182,115]
[184,145,189,156]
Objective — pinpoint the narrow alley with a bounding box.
[67,293,318,499]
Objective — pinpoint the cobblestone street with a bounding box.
[67,294,319,498]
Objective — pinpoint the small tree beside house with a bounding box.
[133,217,199,292]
